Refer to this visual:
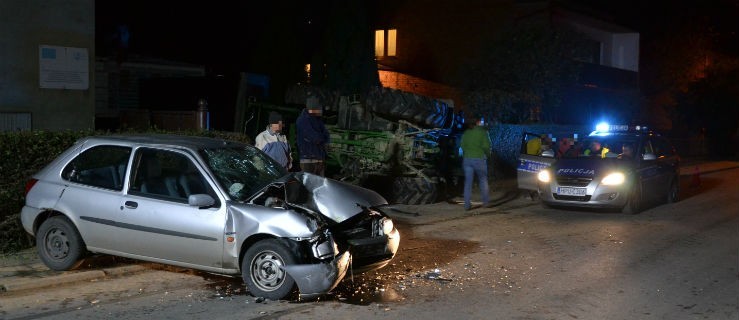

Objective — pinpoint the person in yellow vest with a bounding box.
[583,141,602,157]
[526,134,544,155]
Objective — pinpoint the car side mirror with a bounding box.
[188,194,215,208]
[642,153,657,161]
[541,149,555,158]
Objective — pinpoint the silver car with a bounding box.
[20,134,400,300]
[518,126,680,213]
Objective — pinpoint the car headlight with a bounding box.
[537,170,551,183]
[601,172,625,185]
[381,218,394,236]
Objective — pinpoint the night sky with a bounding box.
[95,1,328,72]
[95,0,738,72]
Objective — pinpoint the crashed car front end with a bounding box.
[227,172,399,299]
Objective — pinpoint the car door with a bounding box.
[636,139,664,206]
[114,147,226,268]
[650,136,680,201]
[517,132,557,191]
[57,144,132,251]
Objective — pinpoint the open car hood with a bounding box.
[289,172,388,223]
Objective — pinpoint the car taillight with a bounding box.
[24,179,38,197]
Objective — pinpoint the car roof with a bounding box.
[587,131,660,139]
[81,134,246,150]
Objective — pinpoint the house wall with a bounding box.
[378,70,461,110]
[0,0,95,131]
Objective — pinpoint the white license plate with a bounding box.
[557,187,587,196]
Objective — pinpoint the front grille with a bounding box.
[556,176,592,187]
[553,194,592,201]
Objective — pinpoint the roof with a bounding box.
[81,134,246,150]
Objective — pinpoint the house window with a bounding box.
[375,30,385,56]
[387,29,397,56]
[375,29,397,57]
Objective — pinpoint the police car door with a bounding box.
[517,132,557,191]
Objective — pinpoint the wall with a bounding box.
[378,70,463,109]
[0,0,95,131]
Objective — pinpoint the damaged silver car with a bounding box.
[20,134,400,300]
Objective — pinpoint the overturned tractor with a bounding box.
[285,85,463,205]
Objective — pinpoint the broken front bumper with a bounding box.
[283,251,351,300]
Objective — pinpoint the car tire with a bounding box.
[36,216,86,271]
[666,177,680,204]
[622,182,642,215]
[242,239,297,300]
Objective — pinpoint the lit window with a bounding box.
[375,29,397,57]
[375,30,384,57]
[387,29,397,57]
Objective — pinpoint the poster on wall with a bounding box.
[39,45,89,90]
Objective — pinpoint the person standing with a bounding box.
[296,95,330,176]
[255,111,292,170]
[460,115,491,210]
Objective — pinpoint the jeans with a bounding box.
[463,158,489,209]
[300,161,325,177]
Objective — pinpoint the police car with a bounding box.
[517,123,680,214]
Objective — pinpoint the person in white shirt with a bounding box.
[255,111,292,170]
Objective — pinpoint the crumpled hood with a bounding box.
[553,158,632,178]
[294,172,388,223]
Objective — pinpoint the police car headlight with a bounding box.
[537,170,551,183]
[601,172,625,185]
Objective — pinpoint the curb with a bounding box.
[1,264,148,293]
[679,162,739,176]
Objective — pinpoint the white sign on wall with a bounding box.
[39,45,89,90]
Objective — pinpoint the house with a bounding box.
[372,0,640,125]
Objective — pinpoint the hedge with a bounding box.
[0,129,252,253]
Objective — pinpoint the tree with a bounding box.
[462,22,589,124]
[674,57,739,157]
[309,0,379,96]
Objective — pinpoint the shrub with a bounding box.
[0,130,252,253]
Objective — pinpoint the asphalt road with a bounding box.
[1,163,737,319]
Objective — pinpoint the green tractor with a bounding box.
[295,86,461,205]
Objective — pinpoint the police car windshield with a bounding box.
[560,136,639,160]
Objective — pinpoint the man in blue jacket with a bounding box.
[296,96,330,176]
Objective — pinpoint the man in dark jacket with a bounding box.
[296,96,330,176]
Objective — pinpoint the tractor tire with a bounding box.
[392,177,439,205]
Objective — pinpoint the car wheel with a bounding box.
[622,182,642,215]
[36,216,86,271]
[242,239,297,300]
[666,177,680,203]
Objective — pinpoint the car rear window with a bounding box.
[62,145,132,190]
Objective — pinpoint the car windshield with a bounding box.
[199,145,288,201]
[560,136,639,160]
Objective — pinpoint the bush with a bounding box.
[0,129,252,253]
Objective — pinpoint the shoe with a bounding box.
[464,206,471,211]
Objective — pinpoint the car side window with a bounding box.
[642,140,654,157]
[62,145,131,190]
[129,148,215,204]
[651,137,673,158]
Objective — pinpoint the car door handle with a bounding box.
[124,201,138,209]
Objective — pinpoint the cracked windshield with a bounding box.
[200,146,287,201]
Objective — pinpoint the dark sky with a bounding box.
[96,1,328,71]
[96,1,738,70]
